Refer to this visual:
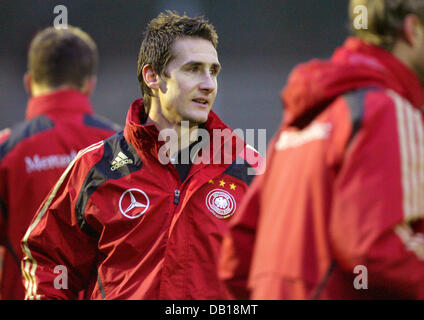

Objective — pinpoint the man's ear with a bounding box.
[23,72,32,95]
[81,75,97,96]
[403,14,424,47]
[142,64,160,90]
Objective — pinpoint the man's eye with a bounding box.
[189,66,199,72]
[210,68,218,76]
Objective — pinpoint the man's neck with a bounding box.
[145,109,199,153]
[31,84,82,97]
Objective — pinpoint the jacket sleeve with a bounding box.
[330,90,424,298]
[21,149,99,300]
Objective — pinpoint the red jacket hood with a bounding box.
[281,37,424,126]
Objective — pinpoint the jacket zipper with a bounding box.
[174,189,180,205]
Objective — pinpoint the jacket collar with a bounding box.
[124,99,240,163]
[26,89,93,120]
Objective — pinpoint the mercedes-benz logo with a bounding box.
[119,188,150,219]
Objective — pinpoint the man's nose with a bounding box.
[199,72,216,93]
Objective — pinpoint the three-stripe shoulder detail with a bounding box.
[75,132,142,237]
[387,89,424,223]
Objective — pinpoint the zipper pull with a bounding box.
[174,189,180,205]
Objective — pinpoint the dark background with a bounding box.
[0,0,349,144]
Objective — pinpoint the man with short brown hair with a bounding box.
[137,10,218,113]
[27,26,98,93]
[0,26,119,300]
[21,12,260,300]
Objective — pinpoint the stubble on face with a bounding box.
[157,37,220,127]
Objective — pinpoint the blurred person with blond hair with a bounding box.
[220,0,424,299]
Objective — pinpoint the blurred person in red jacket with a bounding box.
[0,26,120,300]
[21,11,261,300]
[219,0,424,299]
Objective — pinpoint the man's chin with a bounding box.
[184,113,209,126]
[186,119,207,128]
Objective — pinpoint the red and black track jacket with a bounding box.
[0,89,119,299]
[21,99,261,299]
[219,37,424,299]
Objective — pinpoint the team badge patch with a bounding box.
[205,189,236,219]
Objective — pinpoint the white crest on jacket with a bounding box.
[275,122,332,150]
[205,188,236,219]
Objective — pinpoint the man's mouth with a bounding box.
[192,98,209,105]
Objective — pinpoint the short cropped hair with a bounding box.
[137,10,218,109]
[349,0,424,50]
[28,26,98,89]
